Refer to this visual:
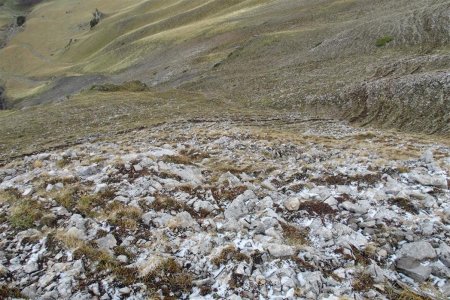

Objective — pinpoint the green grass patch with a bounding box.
[9,200,43,229]
[375,35,394,47]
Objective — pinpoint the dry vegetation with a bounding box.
[211,245,250,266]
[0,0,446,150]
[280,222,309,246]
[0,89,293,164]
[8,199,43,229]
[142,258,193,298]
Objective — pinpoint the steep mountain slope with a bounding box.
[1,1,450,299]
[0,0,448,135]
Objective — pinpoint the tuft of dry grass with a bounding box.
[396,166,411,174]
[297,200,336,217]
[383,282,433,300]
[150,194,209,220]
[106,202,143,230]
[162,154,193,165]
[0,188,21,203]
[53,187,80,210]
[312,173,381,186]
[33,160,44,168]
[211,186,247,203]
[280,222,309,246]
[76,188,115,217]
[56,158,71,169]
[56,230,85,249]
[352,271,375,292]
[113,266,140,286]
[142,258,193,297]
[388,197,418,214]
[75,196,98,217]
[211,245,250,266]
[9,200,43,229]
[58,231,119,272]
[0,285,24,299]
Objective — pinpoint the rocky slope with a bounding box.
[0,120,449,299]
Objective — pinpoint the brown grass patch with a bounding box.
[53,187,81,210]
[72,243,118,271]
[113,266,140,285]
[56,158,71,168]
[280,222,309,246]
[106,202,143,230]
[334,245,371,266]
[76,195,102,217]
[143,258,193,297]
[0,285,24,298]
[352,271,374,292]
[0,188,21,203]
[150,194,209,219]
[114,162,150,182]
[388,197,418,214]
[211,245,250,266]
[162,155,193,165]
[42,175,78,186]
[290,255,316,271]
[211,186,247,202]
[297,201,336,217]
[312,173,381,186]
[162,148,209,165]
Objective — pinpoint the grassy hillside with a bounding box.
[0,87,301,163]
[0,0,448,160]
[1,0,448,98]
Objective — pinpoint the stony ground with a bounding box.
[0,119,449,299]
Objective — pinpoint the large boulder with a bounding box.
[396,241,437,260]
[396,257,432,282]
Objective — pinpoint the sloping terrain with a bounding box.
[0,0,448,132]
[1,120,450,299]
[0,1,450,299]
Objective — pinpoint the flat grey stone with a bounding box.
[267,244,295,257]
[410,173,447,189]
[96,234,117,251]
[396,257,431,282]
[396,241,436,260]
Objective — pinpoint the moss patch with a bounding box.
[375,36,394,47]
